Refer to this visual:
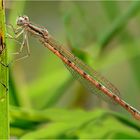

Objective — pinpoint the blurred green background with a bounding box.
[5,1,140,139]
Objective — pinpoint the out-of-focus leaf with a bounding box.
[10,107,140,139]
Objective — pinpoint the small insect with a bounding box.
[11,15,140,120]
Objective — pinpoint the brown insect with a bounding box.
[12,15,140,120]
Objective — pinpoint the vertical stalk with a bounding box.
[0,0,9,139]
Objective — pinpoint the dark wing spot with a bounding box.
[59,52,64,57]
[112,95,117,99]
[131,107,136,113]
[124,104,128,108]
[82,71,88,78]
[53,47,57,50]
[98,83,102,89]
[83,72,87,75]
[98,83,102,87]
[68,60,71,64]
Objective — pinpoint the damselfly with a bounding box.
[12,15,140,120]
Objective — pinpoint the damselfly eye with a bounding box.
[23,15,29,22]
[16,17,24,26]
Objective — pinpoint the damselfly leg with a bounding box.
[11,31,30,62]
[6,24,31,64]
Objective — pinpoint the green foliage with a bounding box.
[5,1,140,139]
[99,1,140,50]
[10,107,140,139]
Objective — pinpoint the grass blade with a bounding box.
[0,0,9,138]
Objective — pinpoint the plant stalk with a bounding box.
[0,0,9,139]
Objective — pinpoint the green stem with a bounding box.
[99,1,140,52]
[0,0,9,139]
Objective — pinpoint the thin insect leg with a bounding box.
[7,33,22,45]
[7,24,23,34]
[20,31,29,53]
[6,24,23,43]
[25,32,30,55]
[6,29,24,52]
[0,26,23,66]
[11,33,26,55]
[5,28,29,65]
[0,31,25,67]
[7,28,24,40]
[11,32,30,63]
[6,29,24,60]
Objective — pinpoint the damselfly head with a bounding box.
[16,15,29,26]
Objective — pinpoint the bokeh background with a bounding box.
[5,1,140,139]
